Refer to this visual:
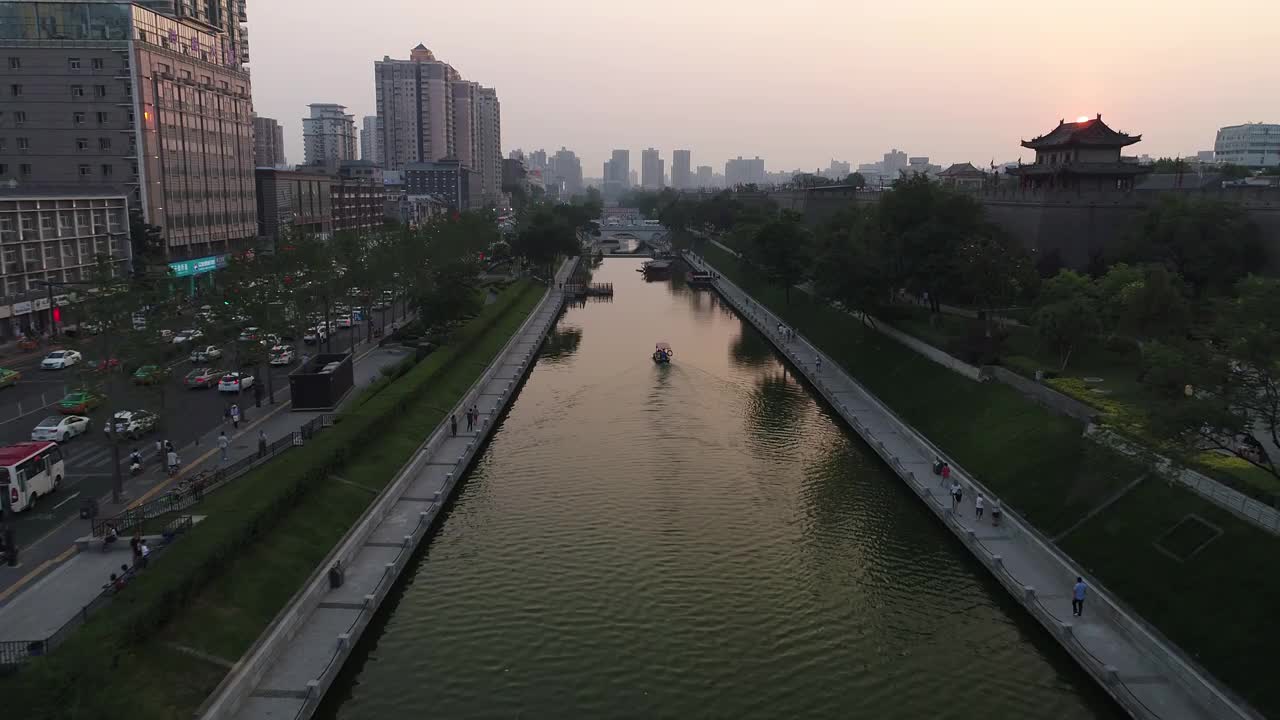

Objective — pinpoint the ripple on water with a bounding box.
[322,260,1119,720]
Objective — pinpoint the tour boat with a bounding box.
[639,259,673,279]
[652,342,673,364]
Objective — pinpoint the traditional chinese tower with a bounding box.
[1013,114,1150,191]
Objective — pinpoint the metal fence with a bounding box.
[90,414,332,538]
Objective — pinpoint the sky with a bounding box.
[251,0,1280,175]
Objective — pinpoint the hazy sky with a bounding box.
[252,0,1280,174]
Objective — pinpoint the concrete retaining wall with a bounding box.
[985,366,1099,423]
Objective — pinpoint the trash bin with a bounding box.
[328,561,345,589]
[79,498,99,520]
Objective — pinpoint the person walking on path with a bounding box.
[230,403,241,431]
[258,430,268,459]
[155,439,165,469]
[1071,577,1088,617]
[991,498,1003,526]
[471,405,480,431]
[223,405,232,429]
[950,481,963,511]
[218,431,230,463]
[815,356,822,374]
[450,414,457,437]
[166,449,180,477]
[975,494,985,520]
[139,540,151,569]
[465,408,474,432]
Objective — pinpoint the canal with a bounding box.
[321,258,1120,719]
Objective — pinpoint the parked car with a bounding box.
[303,325,328,344]
[0,367,20,389]
[184,367,227,389]
[106,409,159,439]
[268,345,296,366]
[41,350,82,370]
[32,414,90,442]
[58,390,102,414]
[218,372,255,393]
[258,333,281,348]
[173,328,204,344]
[190,345,223,363]
[132,364,167,385]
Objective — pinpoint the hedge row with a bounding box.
[4,280,544,715]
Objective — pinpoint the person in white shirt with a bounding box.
[975,494,985,520]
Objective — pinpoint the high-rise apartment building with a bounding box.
[360,115,382,165]
[375,44,500,204]
[641,148,664,190]
[671,150,691,190]
[253,115,286,168]
[549,148,583,196]
[828,159,850,179]
[882,149,908,179]
[0,0,257,261]
[303,104,357,166]
[725,156,766,187]
[696,165,713,188]
[609,150,631,187]
[1215,123,1280,168]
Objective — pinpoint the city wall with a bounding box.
[772,186,1280,272]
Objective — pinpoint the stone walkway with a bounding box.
[203,262,576,720]
[688,252,1254,720]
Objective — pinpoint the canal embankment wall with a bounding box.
[199,259,579,720]
[689,250,1257,720]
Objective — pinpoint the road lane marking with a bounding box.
[51,491,81,510]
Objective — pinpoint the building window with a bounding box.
[14,111,25,126]
[78,164,91,176]
[92,58,104,70]
[102,164,113,177]
[10,84,22,97]
[17,138,29,151]
[71,85,85,97]
[94,85,107,98]
[74,111,86,125]
[7,57,18,69]
[99,138,111,151]
[19,164,31,177]
[96,111,110,124]
[76,138,89,151]
[0,164,6,175]
[69,58,81,70]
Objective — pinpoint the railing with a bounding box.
[90,415,333,538]
[0,515,195,668]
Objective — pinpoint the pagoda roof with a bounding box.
[939,162,987,177]
[1022,115,1141,150]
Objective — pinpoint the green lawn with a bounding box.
[3,281,546,720]
[703,243,1280,717]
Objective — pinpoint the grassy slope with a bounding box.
[6,281,546,720]
[702,243,1280,717]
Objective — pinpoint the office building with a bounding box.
[360,115,382,165]
[827,159,850,179]
[309,161,386,236]
[451,82,479,172]
[549,148,583,196]
[725,156,766,187]
[303,103,357,166]
[671,150,691,190]
[641,148,664,190]
[0,0,257,261]
[882,149,909,179]
[695,165,713,188]
[254,168,334,247]
[405,160,481,211]
[609,150,631,188]
[253,115,286,168]
[475,87,502,204]
[1214,123,1280,168]
[0,192,131,339]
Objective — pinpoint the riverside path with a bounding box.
[685,251,1255,720]
[200,259,577,720]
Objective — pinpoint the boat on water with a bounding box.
[640,259,673,279]
[652,341,673,364]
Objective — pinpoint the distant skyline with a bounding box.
[252,0,1280,175]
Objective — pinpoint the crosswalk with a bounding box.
[61,443,137,474]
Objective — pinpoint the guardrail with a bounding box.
[90,415,333,538]
[0,515,195,668]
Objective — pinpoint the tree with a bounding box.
[843,172,867,189]
[512,207,580,279]
[743,211,813,304]
[128,209,164,276]
[1032,270,1099,371]
[1218,163,1253,180]
[812,206,890,322]
[1112,195,1263,297]
[878,174,983,312]
[955,228,1038,335]
[1116,265,1191,343]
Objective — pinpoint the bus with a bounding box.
[0,441,65,513]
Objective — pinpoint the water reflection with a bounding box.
[541,325,583,362]
[729,326,775,368]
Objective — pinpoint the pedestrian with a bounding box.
[991,499,1003,526]
[465,407,474,432]
[139,540,151,569]
[471,405,480,431]
[777,322,784,336]
[1072,576,1088,617]
[129,535,141,564]
[975,493,985,520]
[163,439,174,455]
[166,449,179,477]
[218,431,229,462]
[450,413,457,437]
[155,439,165,467]
[223,404,232,427]
[941,463,951,482]
[950,481,962,511]
[230,403,241,430]
[815,356,822,374]
[258,430,268,459]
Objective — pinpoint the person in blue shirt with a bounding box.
[1072,577,1088,617]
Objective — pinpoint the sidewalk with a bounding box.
[689,252,1251,720]
[203,261,576,720]
[0,338,416,650]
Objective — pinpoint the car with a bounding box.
[336,314,353,328]
[269,345,295,366]
[302,325,328,344]
[238,326,261,342]
[132,364,167,385]
[184,367,227,389]
[218,372,255,393]
[258,333,281,348]
[106,409,159,439]
[41,350,82,370]
[0,368,20,389]
[32,414,90,442]
[173,328,203,344]
[87,358,122,374]
[190,345,223,363]
[58,390,102,414]
[157,329,174,341]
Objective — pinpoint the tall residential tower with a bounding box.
[303,103,357,166]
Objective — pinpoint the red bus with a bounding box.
[0,441,65,513]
